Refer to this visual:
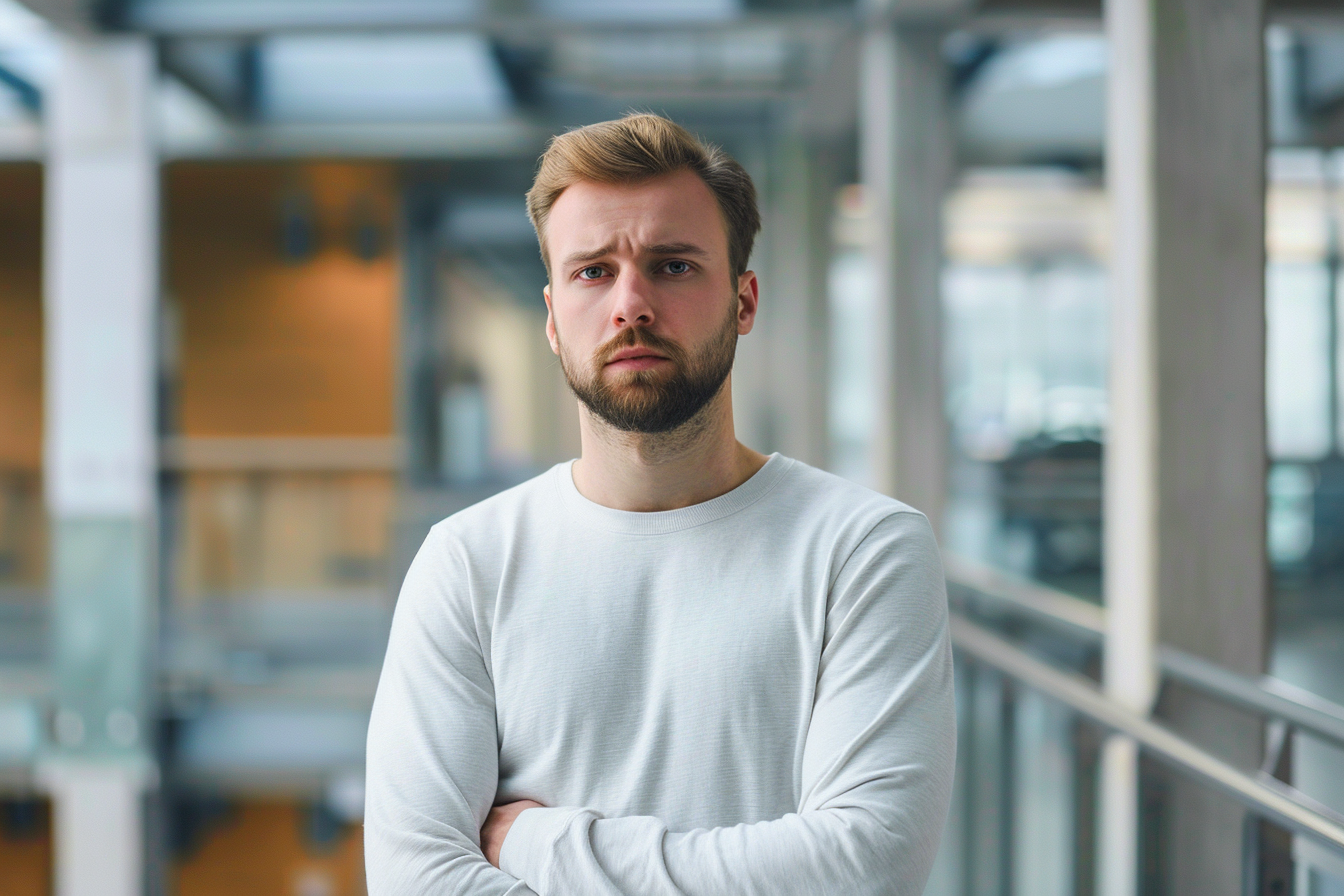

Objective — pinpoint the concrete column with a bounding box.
[923,666,969,896]
[860,24,951,531]
[1150,0,1268,887]
[732,139,776,455]
[39,34,159,896]
[1011,689,1075,896]
[965,665,1009,896]
[1102,0,1268,893]
[755,135,836,468]
[398,185,442,484]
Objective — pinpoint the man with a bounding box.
[365,113,955,895]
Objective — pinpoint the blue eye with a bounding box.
[579,266,605,280]
[665,260,690,275]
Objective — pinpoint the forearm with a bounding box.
[365,711,537,896]
[499,803,941,896]
[366,818,538,896]
[365,523,538,895]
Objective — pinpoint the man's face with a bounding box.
[542,169,758,434]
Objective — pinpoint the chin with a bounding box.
[605,369,672,389]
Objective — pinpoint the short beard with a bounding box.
[558,302,738,435]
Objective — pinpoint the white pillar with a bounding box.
[42,34,159,896]
[860,24,950,531]
[1096,735,1142,896]
[1099,0,1158,892]
[38,760,157,896]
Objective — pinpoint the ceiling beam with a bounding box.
[863,0,978,25]
[119,0,854,36]
[0,63,42,113]
[159,117,548,160]
[160,38,258,120]
[20,0,1344,39]
[12,0,99,32]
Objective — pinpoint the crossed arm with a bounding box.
[364,513,956,896]
[482,800,543,867]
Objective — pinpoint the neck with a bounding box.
[571,376,769,512]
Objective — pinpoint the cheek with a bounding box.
[551,295,606,353]
[674,291,735,337]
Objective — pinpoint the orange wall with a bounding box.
[0,801,52,896]
[174,802,364,896]
[0,164,42,470]
[176,470,394,597]
[167,162,398,438]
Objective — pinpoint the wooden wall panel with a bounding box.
[173,802,363,896]
[0,800,52,896]
[0,164,42,470]
[176,471,394,599]
[167,162,398,438]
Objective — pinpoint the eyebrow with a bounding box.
[645,242,709,258]
[561,241,710,268]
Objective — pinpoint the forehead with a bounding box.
[544,169,728,260]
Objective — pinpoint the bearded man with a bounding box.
[364,113,956,896]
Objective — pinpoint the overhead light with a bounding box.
[127,0,482,33]
[259,33,510,124]
[0,0,45,41]
[959,34,1106,163]
[537,0,739,23]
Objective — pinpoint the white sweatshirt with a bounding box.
[365,454,956,896]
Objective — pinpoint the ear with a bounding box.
[735,271,759,336]
[543,285,560,356]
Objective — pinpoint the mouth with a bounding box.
[604,347,670,371]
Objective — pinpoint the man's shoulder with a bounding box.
[772,457,928,532]
[430,464,566,545]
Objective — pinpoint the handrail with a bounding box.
[949,614,1344,858]
[943,554,1105,639]
[944,553,1344,751]
[1157,647,1344,751]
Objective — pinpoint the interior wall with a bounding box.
[166,161,398,438]
[0,164,45,589]
[176,471,394,599]
[0,165,42,468]
[164,162,400,600]
[0,800,52,896]
[438,257,577,472]
[172,801,363,896]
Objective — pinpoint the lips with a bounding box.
[605,347,668,365]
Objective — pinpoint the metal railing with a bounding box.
[943,553,1344,863]
[945,554,1344,752]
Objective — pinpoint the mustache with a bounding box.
[594,327,686,366]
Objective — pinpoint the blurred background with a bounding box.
[0,0,1342,893]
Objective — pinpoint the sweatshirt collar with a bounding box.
[552,452,792,535]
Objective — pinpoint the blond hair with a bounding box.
[526,113,760,282]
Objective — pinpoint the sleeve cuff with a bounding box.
[498,806,587,889]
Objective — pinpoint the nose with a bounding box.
[608,269,655,329]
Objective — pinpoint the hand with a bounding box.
[482,799,545,868]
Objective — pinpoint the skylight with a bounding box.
[259,32,511,123]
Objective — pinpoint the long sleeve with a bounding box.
[497,511,957,896]
[364,524,537,896]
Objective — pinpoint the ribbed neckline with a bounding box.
[551,453,792,535]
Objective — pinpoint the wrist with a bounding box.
[498,806,587,885]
